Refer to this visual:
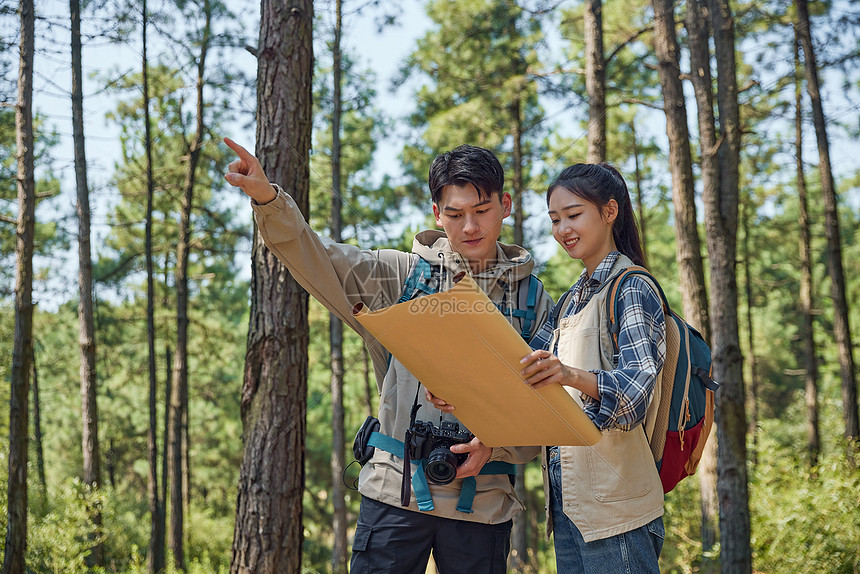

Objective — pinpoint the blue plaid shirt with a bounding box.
[530,252,666,431]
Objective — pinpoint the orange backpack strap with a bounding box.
[605,265,670,353]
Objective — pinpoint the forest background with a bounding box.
[1,0,859,573]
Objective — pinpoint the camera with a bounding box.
[406,420,474,485]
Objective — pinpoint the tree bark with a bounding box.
[742,201,758,468]
[585,0,606,163]
[795,0,858,456]
[32,344,46,501]
[705,0,752,571]
[630,122,647,262]
[650,0,711,342]
[71,0,104,565]
[794,27,819,468]
[169,2,211,568]
[230,1,313,572]
[508,463,527,572]
[681,0,720,555]
[329,1,348,571]
[3,1,35,571]
[511,96,525,248]
[142,1,166,571]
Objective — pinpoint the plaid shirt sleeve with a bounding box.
[582,276,666,431]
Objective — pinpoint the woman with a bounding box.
[520,163,667,572]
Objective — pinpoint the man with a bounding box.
[224,137,551,573]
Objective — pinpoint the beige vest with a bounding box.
[542,255,664,543]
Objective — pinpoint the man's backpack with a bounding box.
[398,256,543,340]
[605,266,718,494]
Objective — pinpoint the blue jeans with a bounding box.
[548,449,664,573]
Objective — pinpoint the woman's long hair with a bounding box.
[547,163,647,268]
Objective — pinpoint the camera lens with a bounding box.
[425,446,459,485]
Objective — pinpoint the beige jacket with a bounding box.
[542,255,664,542]
[253,188,551,524]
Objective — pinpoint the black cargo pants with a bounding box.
[350,496,513,574]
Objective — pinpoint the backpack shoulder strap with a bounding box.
[605,266,670,354]
[397,257,437,304]
[516,274,542,340]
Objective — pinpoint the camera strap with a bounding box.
[401,382,424,507]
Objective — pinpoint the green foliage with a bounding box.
[25,480,107,574]
[750,417,860,573]
[0,109,64,296]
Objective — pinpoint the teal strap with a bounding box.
[522,274,539,339]
[411,460,435,511]
[367,431,516,514]
[398,258,434,303]
[456,477,477,513]
[368,431,406,455]
[368,432,436,511]
[480,461,517,475]
[455,462,516,513]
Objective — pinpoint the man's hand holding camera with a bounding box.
[450,437,493,479]
[423,390,493,479]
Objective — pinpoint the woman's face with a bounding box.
[548,186,618,274]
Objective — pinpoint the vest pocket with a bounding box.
[586,429,653,502]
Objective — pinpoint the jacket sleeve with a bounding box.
[488,445,542,465]
[251,186,414,337]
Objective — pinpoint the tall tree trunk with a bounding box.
[162,346,170,566]
[32,344,46,501]
[584,0,605,163]
[706,0,752,571]
[142,1,166,571]
[230,1,313,572]
[650,0,710,341]
[3,1,35,571]
[508,464,527,572]
[71,0,103,565]
[509,95,528,574]
[329,1,348,571]
[681,0,720,556]
[511,96,525,248]
[742,201,758,468]
[794,28,820,468]
[169,3,211,568]
[507,10,526,249]
[630,121,647,261]
[795,0,858,457]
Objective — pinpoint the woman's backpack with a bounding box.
[605,267,719,494]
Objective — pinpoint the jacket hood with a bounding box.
[412,230,535,284]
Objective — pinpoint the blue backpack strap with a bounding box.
[398,257,435,304]
[368,431,436,511]
[455,461,517,513]
[410,460,435,511]
[496,274,541,340]
[519,274,539,340]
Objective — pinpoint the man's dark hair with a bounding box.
[427,145,505,204]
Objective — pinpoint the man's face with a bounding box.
[433,184,512,273]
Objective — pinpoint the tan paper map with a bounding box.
[353,274,602,447]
